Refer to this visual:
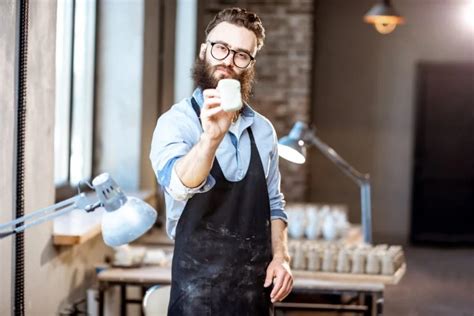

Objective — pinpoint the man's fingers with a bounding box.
[280,277,293,301]
[270,272,285,300]
[203,96,221,110]
[202,88,219,98]
[201,106,223,119]
[273,274,291,302]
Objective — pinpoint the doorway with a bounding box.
[411,62,474,244]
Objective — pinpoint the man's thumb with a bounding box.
[264,270,274,287]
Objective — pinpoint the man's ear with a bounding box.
[199,43,206,60]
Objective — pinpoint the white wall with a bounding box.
[94,0,145,191]
[0,1,113,314]
[0,0,17,313]
[311,0,474,242]
[174,0,197,103]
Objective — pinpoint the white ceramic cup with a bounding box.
[217,79,243,112]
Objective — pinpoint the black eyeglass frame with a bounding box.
[207,40,255,69]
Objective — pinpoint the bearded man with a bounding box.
[150,7,292,315]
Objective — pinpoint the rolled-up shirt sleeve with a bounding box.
[268,129,288,223]
[150,107,214,202]
[167,161,216,201]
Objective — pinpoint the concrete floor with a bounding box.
[384,245,474,316]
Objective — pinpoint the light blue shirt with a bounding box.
[150,88,287,239]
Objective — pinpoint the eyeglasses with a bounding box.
[207,41,255,69]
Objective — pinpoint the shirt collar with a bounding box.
[192,87,255,118]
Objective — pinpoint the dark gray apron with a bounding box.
[168,98,273,315]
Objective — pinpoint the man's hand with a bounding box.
[264,256,293,303]
[201,89,234,141]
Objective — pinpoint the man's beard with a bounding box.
[192,57,255,103]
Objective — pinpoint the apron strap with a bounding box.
[191,97,201,122]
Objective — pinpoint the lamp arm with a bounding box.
[304,130,372,244]
[304,132,369,185]
[0,193,98,239]
[0,195,78,230]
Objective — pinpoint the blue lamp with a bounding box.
[278,122,373,244]
[277,122,307,164]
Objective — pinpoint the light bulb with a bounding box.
[375,22,397,34]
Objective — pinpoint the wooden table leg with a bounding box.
[120,284,127,316]
[363,293,374,316]
[376,292,384,315]
[99,286,105,316]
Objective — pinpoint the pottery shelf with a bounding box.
[289,225,363,246]
[292,263,406,285]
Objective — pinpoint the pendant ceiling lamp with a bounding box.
[364,0,405,34]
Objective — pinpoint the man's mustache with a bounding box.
[212,65,238,78]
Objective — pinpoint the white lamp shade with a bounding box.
[278,143,306,164]
[101,196,157,247]
[278,121,308,164]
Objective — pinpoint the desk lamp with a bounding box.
[278,122,372,244]
[0,173,157,247]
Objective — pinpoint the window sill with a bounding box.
[53,206,103,246]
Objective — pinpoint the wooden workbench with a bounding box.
[97,263,399,316]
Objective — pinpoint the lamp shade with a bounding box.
[364,0,405,34]
[92,173,157,247]
[278,122,307,164]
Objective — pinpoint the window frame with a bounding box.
[54,0,97,200]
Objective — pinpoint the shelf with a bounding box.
[135,227,174,246]
[289,225,363,246]
[53,208,103,246]
[292,263,407,285]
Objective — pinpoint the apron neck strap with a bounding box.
[191,97,201,121]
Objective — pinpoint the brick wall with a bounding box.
[197,0,314,202]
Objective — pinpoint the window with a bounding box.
[55,0,97,188]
